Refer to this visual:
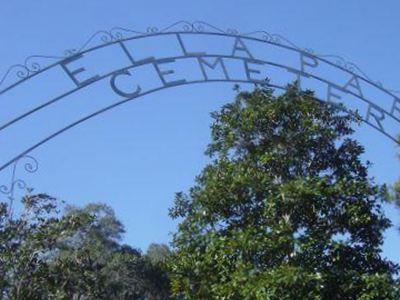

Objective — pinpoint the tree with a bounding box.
[169,86,399,299]
[146,243,171,266]
[390,139,400,208]
[143,244,172,300]
[0,194,171,299]
[49,202,146,299]
[0,194,73,299]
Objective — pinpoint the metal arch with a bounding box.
[0,77,396,176]
[2,53,399,134]
[0,21,398,100]
[0,23,399,135]
[0,21,398,97]
[1,21,400,204]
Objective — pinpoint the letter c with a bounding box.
[110,69,142,98]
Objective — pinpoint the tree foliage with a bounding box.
[0,195,170,299]
[391,139,400,208]
[169,86,399,299]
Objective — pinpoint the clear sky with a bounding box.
[0,1,399,263]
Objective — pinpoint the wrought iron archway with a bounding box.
[1,21,399,205]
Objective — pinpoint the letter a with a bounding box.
[343,75,364,98]
[232,37,254,59]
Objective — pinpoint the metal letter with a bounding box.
[177,34,206,56]
[343,75,364,98]
[366,103,385,131]
[153,59,186,87]
[110,69,142,98]
[119,41,155,65]
[286,67,303,89]
[60,54,100,87]
[327,84,342,103]
[244,59,265,83]
[232,37,254,59]
[198,57,230,80]
[300,53,319,73]
[390,98,400,118]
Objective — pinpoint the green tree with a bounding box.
[143,244,172,300]
[0,195,171,299]
[169,86,399,299]
[48,202,146,299]
[390,139,400,207]
[0,194,74,299]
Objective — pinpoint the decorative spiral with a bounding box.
[76,30,113,53]
[100,35,111,44]
[193,23,205,32]
[160,21,194,33]
[244,31,277,44]
[147,27,159,34]
[13,179,27,191]
[109,26,145,41]
[111,27,148,41]
[111,31,123,41]
[0,179,27,196]
[15,65,30,79]
[0,183,10,194]
[192,21,224,33]
[23,156,38,173]
[28,62,41,72]
[0,155,39,200]
[183,24,194,32]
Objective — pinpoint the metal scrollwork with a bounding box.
[147,27,159,34]
[64,30,114,56]
[2,21,397,95]
[316,54,383,87]
[0,55,62,87]
[109,27,145,41]
[242,30,387,87]
[0,155,38,212]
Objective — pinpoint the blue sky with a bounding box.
[0,1,399,263]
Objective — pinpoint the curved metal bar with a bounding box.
[2,54,399,135]
[0,79,397,174]
[1,29,399,108]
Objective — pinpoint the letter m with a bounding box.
[198,57,230,80]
